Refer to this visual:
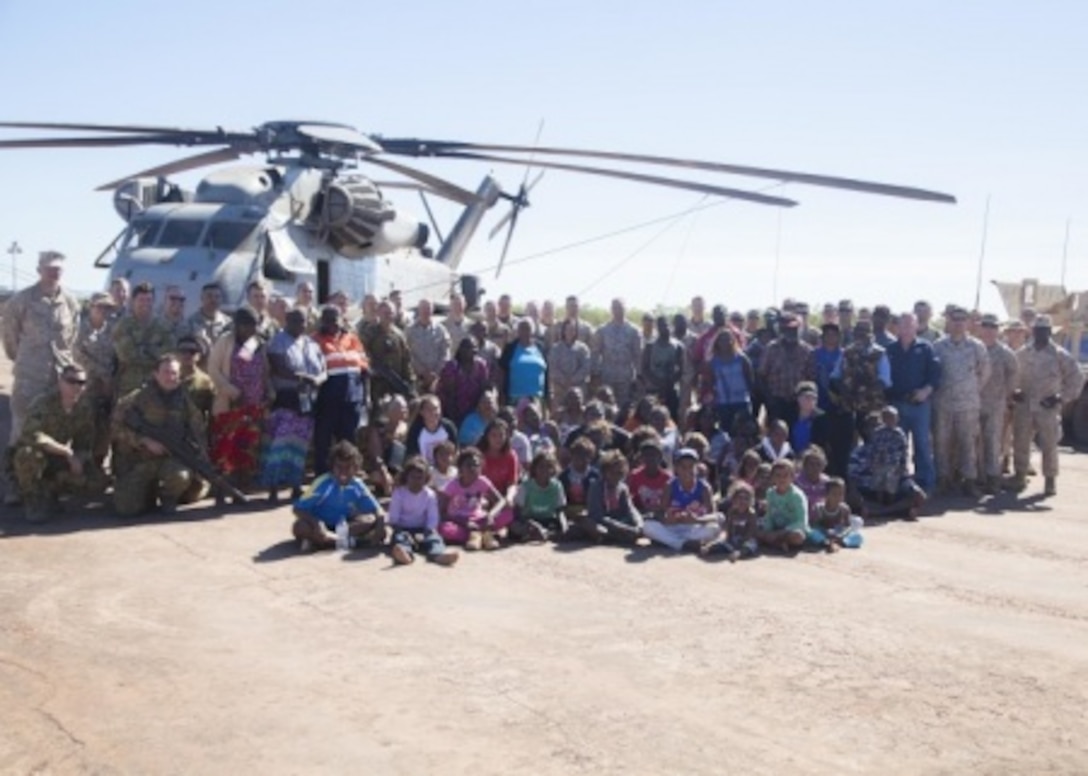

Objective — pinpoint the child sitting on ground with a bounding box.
[809,477,864,552]
[512,450,568,542]
[387,457,459,566]
[856,407,927,521]
[705,481,760,561]
[292,441,386,552]
[757,419,794,463]
[756,459,809,555]
[794,445,830,521]
[429,439,458,493]
[584,450,644,544]
[440,447,509,551]
[642,448,723,554]
[559,436,600,523]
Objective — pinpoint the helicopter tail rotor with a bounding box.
[490,120,546,278]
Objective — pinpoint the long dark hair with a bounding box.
[478,418,512,455]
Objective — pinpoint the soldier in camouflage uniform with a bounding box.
[75,292,119,465]
[13,365,108,522]
[185,283,232,360]
[113,282,176,399]
[592,298,643,409]
[111,354,208,516]
[361,300,416,411]
[2,251,81,504]
[159,285,190,341]
[177,335,216,424]
[405,299,451,393]
[828,320,891,477]
[977,314,1019,494]
[1008,316,1085,496]
[932,307,990,497]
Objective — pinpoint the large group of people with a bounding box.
[3,250,1084,566]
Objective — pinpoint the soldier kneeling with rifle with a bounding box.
[12,364,110,523]
[111,354,242,517]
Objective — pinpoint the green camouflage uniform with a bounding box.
[13,391,109,512]
[112,315,176,398]
[362,324,416,405]
[75,317,118,464]
[182,366,216,424]
[833,344,887,416]
[111,382,207,517]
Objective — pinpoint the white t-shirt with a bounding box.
[418,425,451,465]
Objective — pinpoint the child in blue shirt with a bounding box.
[293,441,385,552]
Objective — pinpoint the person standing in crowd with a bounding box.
[12,365,107,522]
[176,335,215,423]
[436,337,492,427]
[871,305,895,348]
[837,300,855,346]
[362,300,416,410]
[700,328,754,435]
[592,298,642,410]
[405,394,458,465]
[547,319,591,415]
[111,354,208,516]
[672,313,698,422]
[405,299,451,394]
[243,281,279,341]
[313,306,369,476]
[499,319,549,407]
[483,300,511,349]
[159,285,189,341]
[758,313,814,428]
[977,313,1019,494]
[932,306,990,497]
[109,277,130,317]
[538,300,557,352]
[441,292,470,353]
[354,294,380,340]
[208,308,272,498]
[828,319,889,477]
[885,312,941,494]
[1008,315,1084,496]
[185,283,231,360]
[812,322,843,413]
[688,296,711,338]
[112,281,176,399]
[75,292,119,462]
[263,309,326,504]
[293,281,319,332]
[914,300,939,343]
[641,315,684,420]
[2,250,81,503]
[745,317,774,422]
[562,294,596,347]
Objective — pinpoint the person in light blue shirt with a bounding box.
[499,319,548,405]
[292,441,385,552]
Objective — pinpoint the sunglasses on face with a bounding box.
[64,378,87,386]
[169,296,186,302]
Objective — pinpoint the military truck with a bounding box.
[992,278,1088,444]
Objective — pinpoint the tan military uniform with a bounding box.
[160,314,189,343]
[1,282,80,443]
[113,316,176,398]
[111,382,208,516]
[185,309,232,356]
[592,320,642,407]
[441,316,470,352]
[1013,342,1084,479]
[547,340,591,412]
[980,342,1018,481]
[933,335,990,482]
[405,320,451,386]
[13,391,108,513]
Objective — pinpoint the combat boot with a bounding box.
[983,476,1000,496]
[962,480,983,499]
[1003,474,1027,492]
[1044,476,1056,497]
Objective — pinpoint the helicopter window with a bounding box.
[206,221,258,252]
[129,219,162,248]
[157,219,207,248]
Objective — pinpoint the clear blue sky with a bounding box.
[0,0,1085,316]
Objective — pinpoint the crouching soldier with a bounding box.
[13,364,109,522]
[111,354,208,517]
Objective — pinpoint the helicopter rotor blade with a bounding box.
[495,202,521,278]
[379,139,956,204]
[0,121,226,135]
[417,190,445,245]
[489,170,545,240]
[428,151,798,207]
[95,147,243,191]
[362,156,482,206]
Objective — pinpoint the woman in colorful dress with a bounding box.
[262,309,326,504]
[208,308,272,500]
[436,336,492,427]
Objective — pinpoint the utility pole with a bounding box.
[6,241,21,294]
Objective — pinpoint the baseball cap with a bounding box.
[674,447,699,462]
[980,313,1000,328]
[838,299,854,313]
[779,313,800,329]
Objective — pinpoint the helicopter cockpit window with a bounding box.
[205,221,259,252]
[129,219,162,248]
[157,219,207,248]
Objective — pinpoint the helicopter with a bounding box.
[0,120,957,312]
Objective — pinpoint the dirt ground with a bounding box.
[2,357,1087,776]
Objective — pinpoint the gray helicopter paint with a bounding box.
[103,164,499,316]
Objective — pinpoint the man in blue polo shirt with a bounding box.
[885,312,941,493]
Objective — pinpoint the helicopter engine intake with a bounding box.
[313,176,427,256]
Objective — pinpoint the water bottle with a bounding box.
[299,383,313,414]
[335,519,350,551]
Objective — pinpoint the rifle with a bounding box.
[369,361,416,398]
[122,406,248,503]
